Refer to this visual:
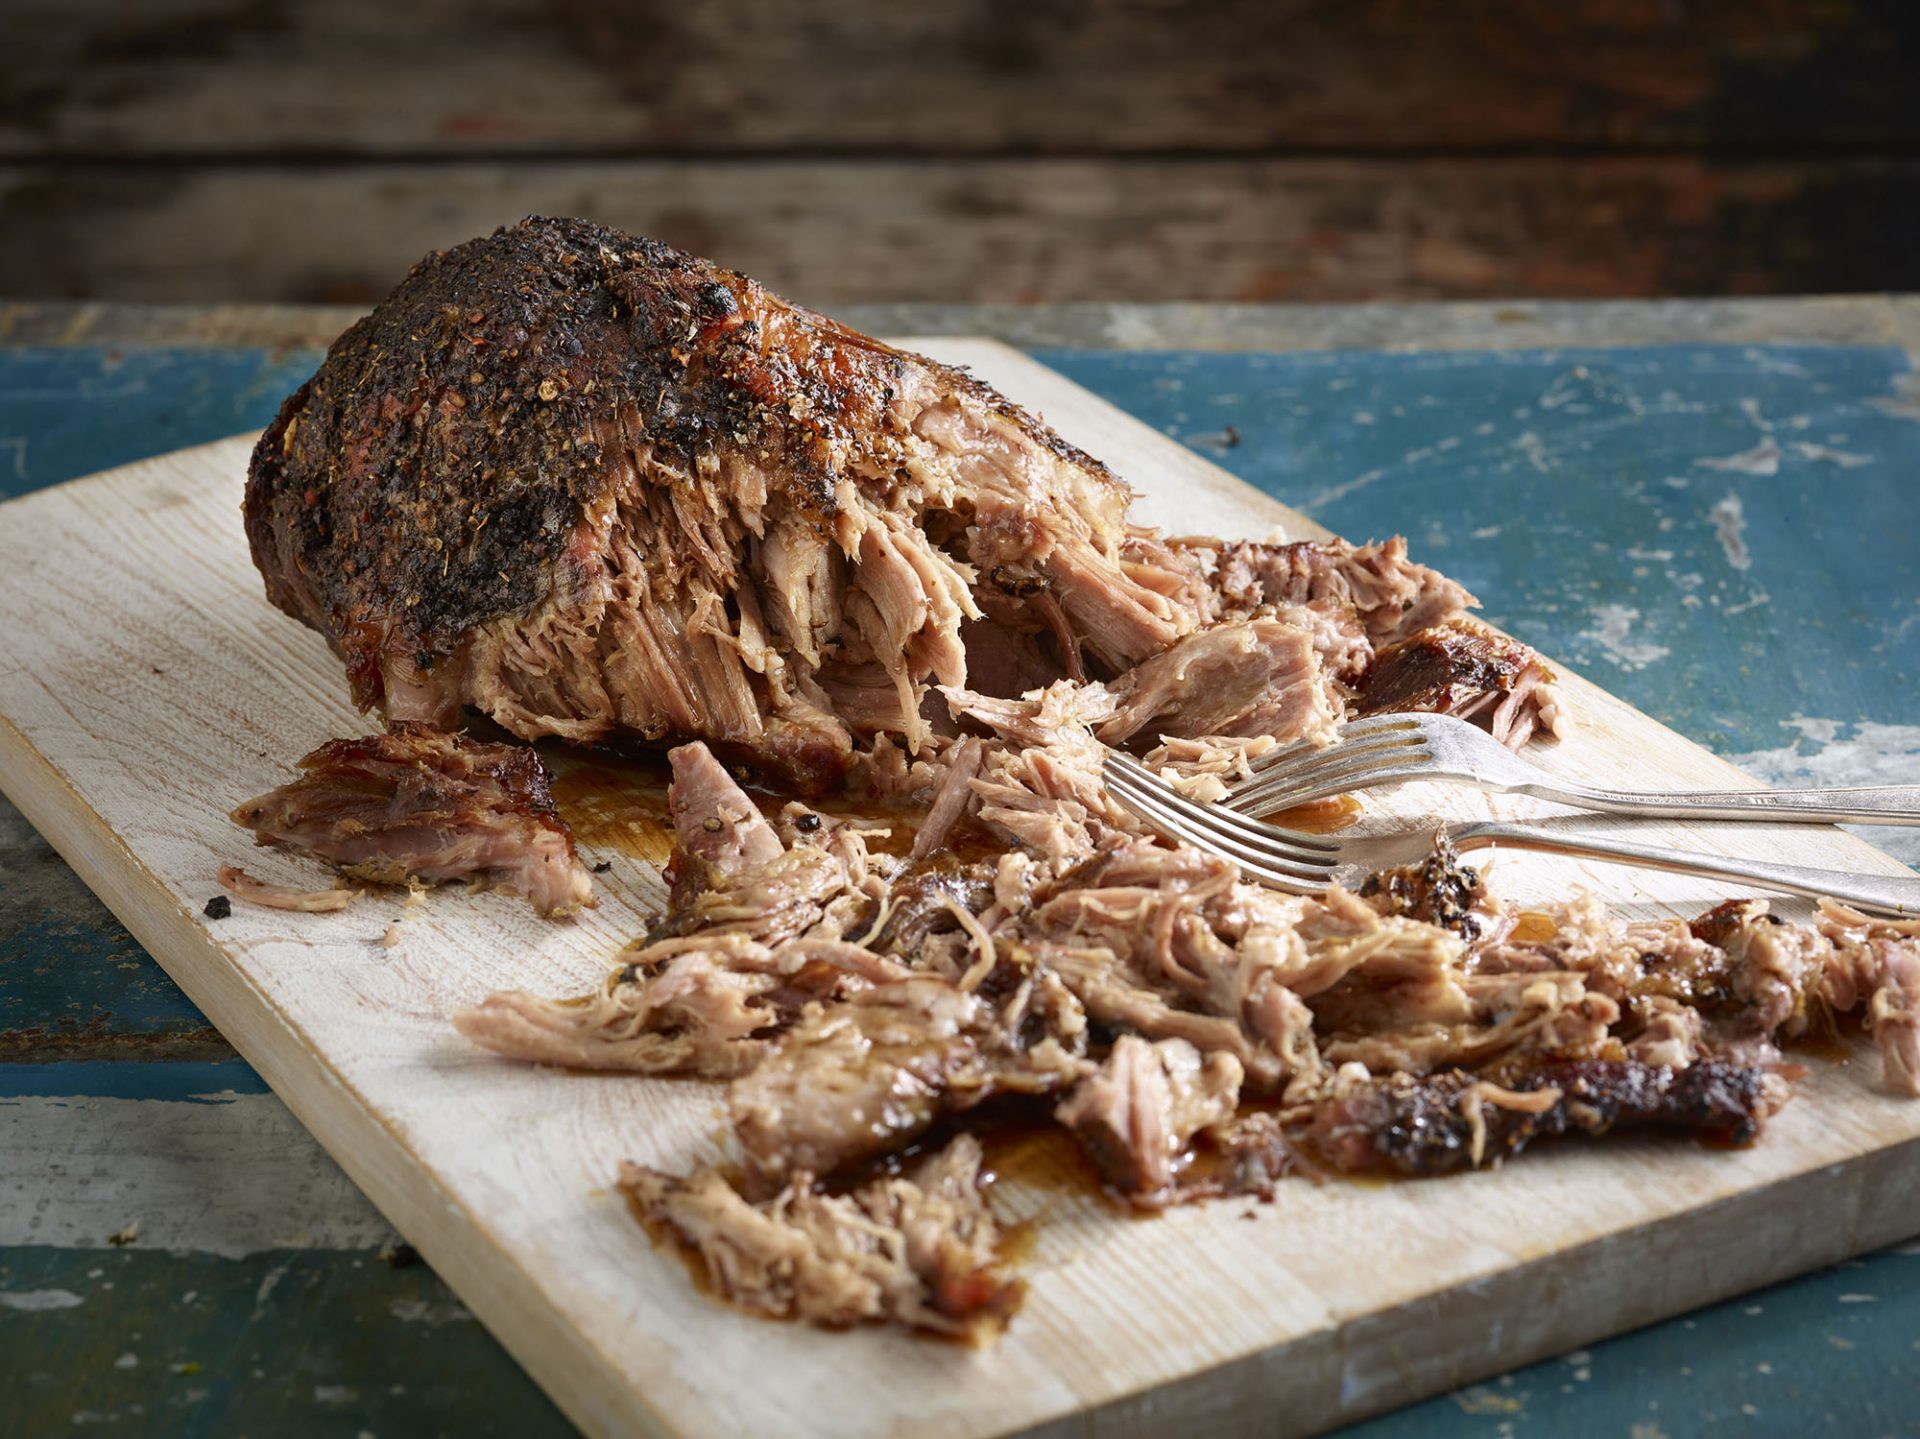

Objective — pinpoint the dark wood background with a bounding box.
[5,0,1919,305]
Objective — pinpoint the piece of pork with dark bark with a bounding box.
[730,959,1091,1192]
[246,217,1226,792]
[230,723,593,916]
[246,217,1564,801]
[1054,1035,1244,1205]
[1356,617,1568,748]
[1293,1057,1781,1176]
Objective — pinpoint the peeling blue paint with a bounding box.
[1036,344,1920,754]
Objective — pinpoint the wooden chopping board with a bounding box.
[0,339,1915,1439]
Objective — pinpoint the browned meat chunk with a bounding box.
[1297,1058,1779,1176]
[230,723,592,916]
[1356,618,1567,749]
[723,978,987,1182]
[622,1134,1021,1339]
[730,967,1089,1191]
[860,853,997,957]
[1054,1036,1242,1205]
[663,741,782,897]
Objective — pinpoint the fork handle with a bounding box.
[1512,780,1920,826]
[1449,821,1920,917]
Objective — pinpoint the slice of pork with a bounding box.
[1294,1057,1780,1175]
[229,723,592,917]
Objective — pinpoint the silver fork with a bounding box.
[1103,751,1920,916]
[1224,712,1920,824]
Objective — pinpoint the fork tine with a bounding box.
[1225,736,1432,812]
[1104,755,1341,862]
[1226,730,1426,794]
[1105,778,1334,887]
[1101,758,1335,893]
[1107,754,1343,856]
[1239,714,1420,776]
[1231,763,1438,816]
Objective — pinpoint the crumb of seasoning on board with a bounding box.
[593,860,613,873]
[379,1239,423,1269]
[203,895,232,920]
[107,1221,139,1247]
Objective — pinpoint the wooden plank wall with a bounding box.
[3,0,1918,305]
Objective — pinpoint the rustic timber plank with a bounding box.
[9,295,1920,357]
[7,156,1920,305]
[4,0,1917,158]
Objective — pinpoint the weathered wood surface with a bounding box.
[2,340,1918,1439]
[6,0,1917,156]
[5,0,1920,303]
[12,294,1920,355]
[7,157,1920,305]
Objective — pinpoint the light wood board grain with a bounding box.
[0,340,1915,1439]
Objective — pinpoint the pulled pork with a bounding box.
[621,1133,1021,1340]
[238,220,1909,1342]
[247,218,1565,807]
[460,728,1920,1339]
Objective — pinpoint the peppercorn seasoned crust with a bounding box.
[245,216,1170,790]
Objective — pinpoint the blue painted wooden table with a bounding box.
[2,304,1917,1437]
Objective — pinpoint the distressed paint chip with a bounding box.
[0,1288,84,1311]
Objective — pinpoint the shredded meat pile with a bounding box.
[232,219,1915,1342]
[458,732,1920,1338]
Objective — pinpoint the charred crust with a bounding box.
[1341,1057,1770,1176]
[244,216,1001,684]
[1357,618,1530,716]
[1358,834,1486,939]
[1688,897,1779,947]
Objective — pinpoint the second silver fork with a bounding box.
[1225,712,1920,825]
[1105,751,1920,916]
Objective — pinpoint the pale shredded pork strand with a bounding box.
[217,865,361,913]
